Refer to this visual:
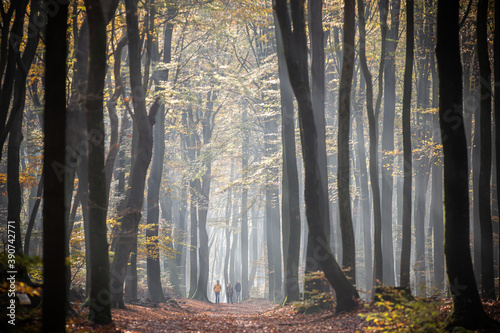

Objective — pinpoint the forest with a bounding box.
[2,0,500,331]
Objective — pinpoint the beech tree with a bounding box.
[436,0,497,329]
[274,0,359,312]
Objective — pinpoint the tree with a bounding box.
[274,0,359,313]
[399,0,413,289]
[146,10,172,305]
[336,0,356,283]
[110,0,160,307]
[84,0,114,323]
[380,0,400,286]
[6,0,41,258]
[306,0,332,283]
[192,90,219,302]
[42,0,68,330]
[357,0,383,287]
[476,0,495,300]
[275,10,301,304]
[435,0,496,329]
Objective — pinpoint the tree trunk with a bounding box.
[146,19,172,305]
[7,108,23,255]
[125,237,138,300]
[146,106,166,303]
[193,91,217,302]
[241,108,250,300]
[306,0,331,283]
[381,0,401,286]
[276,14,301,304]
[274,0,359,313]
[399,0,414,288]
[336,0,356,283]
[6,0,41,255]
[42,2,68,330]
[110,0,159,307]
[355,73,372,292]
[188,178,199,298]
[435,0,495,328]
[495,0,500,283]
[357,0,384,287]
[84,0,113,323]
[477,0,495,300]
[223,163,234,286]
[0,0,27,161]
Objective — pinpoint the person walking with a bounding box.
[234,280,241,304]
[226,282,233,304]
[213,280,222,304]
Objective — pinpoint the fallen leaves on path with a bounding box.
[66,298,500,332]
[69,298,371,332]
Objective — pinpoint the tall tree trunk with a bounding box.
[357,0,384,287]
[430,154,444,291]
[7,108,23,255]
[381,0,401,286]
[306,0,331,284]
[223,163,234,286]
[355,73,372,292]
[146,106,166,303]
[276,14,301,304]
[336,0,356,283]
[274,0,359,313]
[146,19,173,305]
[193,91,217,302]
[477,0,495,300]
[84,0,113,323]
[436,0,495,328]
[495,0,500,283]
[188,178,199,298]
[0,0,27,160]
[42,1,68,330]
[229,189,239,285]
[110,0,159,307]
[241,108,250,300]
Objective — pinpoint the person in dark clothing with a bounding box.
[234,280,241,304]
[226,282,233,303]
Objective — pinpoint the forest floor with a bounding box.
[67,297,373,332]
[11,296,500,332]
[63,297,500,333]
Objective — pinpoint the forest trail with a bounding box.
[69,297,370,332]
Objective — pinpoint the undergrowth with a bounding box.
[360,298,448,332]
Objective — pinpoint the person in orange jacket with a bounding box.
[213,280,222,303]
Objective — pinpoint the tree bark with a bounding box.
[495,0,500,282]
[275,13,301,304]
[42,1,68,330]
[306,0,331,283]
[193,91,218,302]
[477,0,495,300]
[436,0,496,329]
[0,0,27,161]
[110,0,159,307]
[274,0,359,313]
[400,0,413,289]
[337,0,356,283]
[381,0,400,286]
[357,0,384,287]
[84,0,113,323]
[241,108,250,300]
[146,19,173,305]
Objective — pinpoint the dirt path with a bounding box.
[112,298,281,332]
[69,298,369,332]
